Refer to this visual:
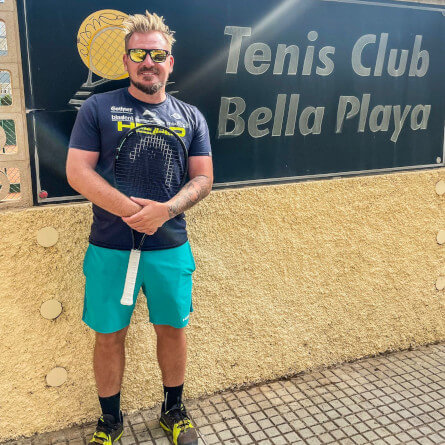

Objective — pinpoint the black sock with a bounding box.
[99,392,121,423]
[162,384,184,412]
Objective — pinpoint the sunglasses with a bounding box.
[127,48,170,63]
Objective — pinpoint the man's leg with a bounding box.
[83,245,140,444]
[88,327,128,444]
[94,326,129,397]
[153,325,186,388]
[155,325,197,445]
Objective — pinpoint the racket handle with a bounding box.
[120,249,141,306]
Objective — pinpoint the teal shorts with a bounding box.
[82,241,196,333]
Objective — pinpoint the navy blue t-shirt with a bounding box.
[69,88,211,250]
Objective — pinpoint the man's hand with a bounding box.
[122,197,170,235]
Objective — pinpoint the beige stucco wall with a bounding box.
[1,168,444,440]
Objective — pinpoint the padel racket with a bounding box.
[114,124,188,305]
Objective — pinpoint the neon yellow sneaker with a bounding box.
[89,413,123,445]
[159,403,198,445]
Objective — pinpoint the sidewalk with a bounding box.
[3,343,444,445]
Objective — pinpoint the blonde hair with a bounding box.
[123,11,176,51]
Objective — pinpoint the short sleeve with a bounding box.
[188,109,212,157]
[69,96,101,151]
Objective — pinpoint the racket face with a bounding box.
[89,27,128,80]
[115,125,188,202]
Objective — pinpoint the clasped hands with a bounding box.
[122,197,170,235]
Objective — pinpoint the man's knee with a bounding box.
[154,325,185,340]
[95,326,128,347]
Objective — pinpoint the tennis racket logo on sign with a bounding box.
[69,9,129,109]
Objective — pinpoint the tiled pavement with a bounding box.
[3,342,445,445]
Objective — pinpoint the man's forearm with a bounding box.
[167,175,212,218]
[68,168,141,217]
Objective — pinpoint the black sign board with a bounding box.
[16,0,445,203]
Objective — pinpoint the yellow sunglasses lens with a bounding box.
[150,50,168,62]
[130,49,147,63]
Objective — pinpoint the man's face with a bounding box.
[123,31,174,95]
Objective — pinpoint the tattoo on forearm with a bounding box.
[168,175,212,218]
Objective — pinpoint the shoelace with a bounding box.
[166,404,192,431]
[92,417,118,441]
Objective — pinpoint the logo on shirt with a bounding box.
[171,113,182,120]
[111,114,133,122]
[115,121,187,138]
[111,106,133,113]
[142,109,164,125]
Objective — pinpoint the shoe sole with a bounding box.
[89,431,123,445]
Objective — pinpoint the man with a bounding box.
[66,11,213,445]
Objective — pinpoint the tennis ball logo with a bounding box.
[77,10,129,80]
[69,10,129,108]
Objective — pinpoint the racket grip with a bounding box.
[120,249,141,306]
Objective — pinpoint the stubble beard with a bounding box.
[130,78,165,95]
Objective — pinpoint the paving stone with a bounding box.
[199,424,213,436]
[354,422,370,433]
[302,416,318,428]
[134,431,151,442]
[263,426,280,439]
[343,425,359,437]
[289,419,305,430]
[153,438,169,445]
[233,407,249,416]
[220,409,235,420]
[257,419,273,430]
[245,422,260,433]
[318,432,335,443]
[244,403,260,413]
[237,436,252,445]
[231,426,247,437]
[217,429,233,441]
[193,416,208,427]
[251,430,267,441]
[284,431,300,443]
[212,422,226,433]
[331,429,347,440]
[131,422,147,433]
[119,436,136,445]
[204,434,220,444]
[428,433,445,444]
[276,423,292,434]
[310,424,326,436]
[350,435,368,445]
[121,429,133,438]
[207,413,222,424]
[298,427,314,439]
[213,402,229,413]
